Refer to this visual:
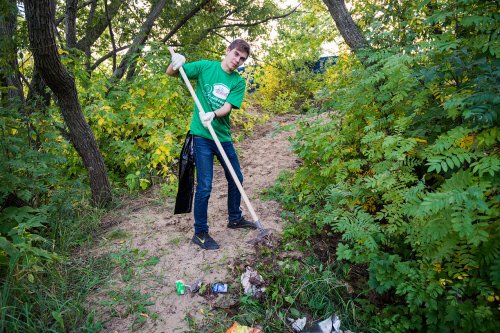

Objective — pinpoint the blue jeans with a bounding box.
[193,136,243,234]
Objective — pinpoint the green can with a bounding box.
[176,280,185,295]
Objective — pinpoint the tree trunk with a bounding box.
[65,0,78,49]
[0,0,40,150]
[322,0,369,51]
[111,0,167,82]
[24,0,112,206]
[160,0,212,44]
[104,0,117,72]
[76,0,122,54]
[125,0,211,80]
[26,67,51,108]
[0,0,24,104]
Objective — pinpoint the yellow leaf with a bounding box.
[98,118,105,126]
[139,179,150,190]
[458,135,475,149]
[124,155,136,166]
[137,138,148,149]
[121,102,131,110]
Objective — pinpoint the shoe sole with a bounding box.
[192,239,220,250]
[227,224,257,229]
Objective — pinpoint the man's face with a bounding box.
[223,48,248,72]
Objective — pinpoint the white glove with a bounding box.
[199,112,215,128]
[171,53,186,70]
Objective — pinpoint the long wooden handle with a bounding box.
[168,47,261,225]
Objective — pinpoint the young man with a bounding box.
[166,39,256,250]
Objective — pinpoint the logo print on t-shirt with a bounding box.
[203,83,230,110]
[213,84,230,100]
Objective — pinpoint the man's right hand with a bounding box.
[199,112,215,128]
[171,53,186,70]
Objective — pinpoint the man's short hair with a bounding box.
[229,39,250,56]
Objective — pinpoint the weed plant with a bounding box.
[250,257,364,332]
[0,202,113,332]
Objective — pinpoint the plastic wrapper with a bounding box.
[301,314,341,333]
[225,321,263,333]
[185,278,202,293]
[289,317,307,332]
[241,267,266,298]
[212,283,228,293]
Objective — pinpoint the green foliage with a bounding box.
[67,45,191,186]
[248,0,336,115]
[266,0,500,331]
[1,104,64,276]
[0,217,113,332]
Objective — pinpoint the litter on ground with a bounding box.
[225,321,263,333]
[241,266,266,298]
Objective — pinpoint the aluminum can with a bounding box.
[176,280,186,295]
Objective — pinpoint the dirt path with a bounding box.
[89,114,298,332]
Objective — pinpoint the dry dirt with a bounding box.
[88,114,299,332]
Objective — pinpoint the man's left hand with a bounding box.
[200,112,215,128]
[171,53,186,70]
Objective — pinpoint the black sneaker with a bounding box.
[192,232,220,250]
[227,217,257,229]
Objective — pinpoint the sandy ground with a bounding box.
[89,114,299,332]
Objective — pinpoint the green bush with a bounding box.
[269,0,500,331]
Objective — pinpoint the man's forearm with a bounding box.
[166,63,179,76]
[214,102,233,118]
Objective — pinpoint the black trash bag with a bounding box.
[174,132,195,214]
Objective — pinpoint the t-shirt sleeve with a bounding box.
[226,78,246,109]
[183,60,208,80]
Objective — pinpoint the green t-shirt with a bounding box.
[183,60,246,142]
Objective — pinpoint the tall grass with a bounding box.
[0,204,114,333]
